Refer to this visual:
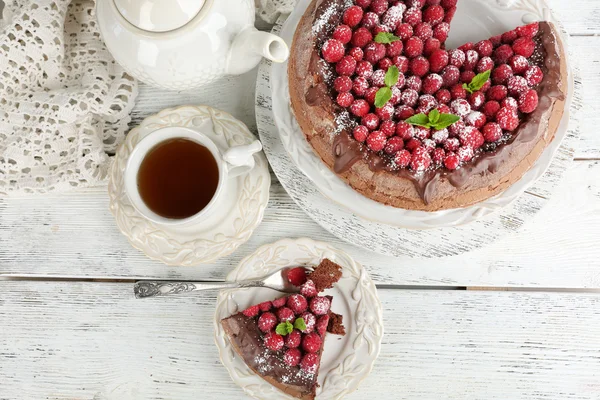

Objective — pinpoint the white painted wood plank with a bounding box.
[547,0,600,35]
[0,160,599,288]
[1,281,599,400]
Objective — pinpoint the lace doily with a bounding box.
[256,0,296,23]
[0,0,137,195]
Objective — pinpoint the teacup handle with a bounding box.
[222,140,263,178]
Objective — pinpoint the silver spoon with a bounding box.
[134,266,308,299]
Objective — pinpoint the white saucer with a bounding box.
[213,238,383,400]
[108,105,271,266]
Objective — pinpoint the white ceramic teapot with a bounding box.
[96,0,290,90]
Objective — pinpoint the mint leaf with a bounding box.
[431,113,460,130]
[294,318,306,331]
[462,82,473,94]
[384,66,399,88]
[428,109,440,124]
[405,113,431,128]
[275,321,294,336]
[374,87,392,108]
[374,32,401,44]
[464,70,491,94]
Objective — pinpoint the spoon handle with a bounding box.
[134,281,241,298]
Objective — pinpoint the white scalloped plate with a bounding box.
[214,238,383,400]
[108,105,270,266]
[271,0,573,229]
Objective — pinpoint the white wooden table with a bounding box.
[1,1,600,399]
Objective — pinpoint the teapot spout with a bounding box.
[227,27,289,75]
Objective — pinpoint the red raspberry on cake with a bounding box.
[300,279,318,298]
[418,94,438,113]
[376,103,394,120]
[468,91,485,110]
[493,44,514,64]
[410,56,430,77]
[309,296,331,315]
[336,92,353,107]
[492,64,513,85]
[507,75,529,96]
[384,136,404,154]
[450,84,467,100]
[276,307,295,322]
[300,353,320,374]
[406,75,422,91]
[285,329,302,348]
[501,97,519,111]
[370,69,387,87]
[487,85,508,101]
[459,126,484,149]
[475,40,493,57]
[258,301,272,312]
[367,130,387,151]
[386,40,404,57]
[516,22,539,38]
[457,145,474,162]
[463,49,479,70]
[502,29,518,44]
[435,88,451,104]
[512,37,535,57]
[300,312,316,333]
[334,76,352,93]
[355,0,372,8]
[496,107,519,131]
[382,4,406,30]
[450,98,471,118]
[356,60,374,78]
[509,55,529,74]
[321,39,345,63]
[284,348,302,367]
[432,128,449,144]
[258,312,277,332]
[349,46,364,61]
[333,24,352,44]
[405,37,424,58]
[444,152,460,170]
[272,297,287,308]
[448,48,465,67]
[380,120,397,136]
[396,22,414,40]
[414,22,433,41]
[362,113,380,130]
[429,49,449,72]
[423,37,441,56]
[336,56,357,76]
[444,137,460,152]
[351,27,373,47]
[316,315,330,336]
[432,147,446,165]
[483,122,503,143]
[302,333,323,353]
[441,65,459,86]
[423,5,444,24]
[465,111,486,129]
[402,89,419,106]
[287,294,308,314]
[410,146,432,172]
[350,99,370,117]
[524,65,544,86]
[423,73,443,94]
[518,89,539,113]
[361,11,379,29]
[396,121,415,139]
[394,149,412,168]
[482,100,501,119]
[437,104,451,114]
[365,42,386,64]
[343,5,364,27]
[403,7,422,26]
[264,331,284,351]
[476,56,494,73]
[392,55,410,73]
[352,76,369,96]
[370,0,389,16]
[433,22,450,42]
[242,305,259,317]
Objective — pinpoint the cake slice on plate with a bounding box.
[220,259,345,400]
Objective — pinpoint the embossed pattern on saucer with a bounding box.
[108,105,270,266]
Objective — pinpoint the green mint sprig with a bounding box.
[462,70,491,94]
[405,109,460,130]
[374,66,400,108]
[293,317,306,331]
[275,318,306,336]
[374,32,401,44]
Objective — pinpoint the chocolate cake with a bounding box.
[288,0,567,211]
[221,260,346,400]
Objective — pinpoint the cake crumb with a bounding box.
[307,259,343,292]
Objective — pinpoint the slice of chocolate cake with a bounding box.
[221,259,345,400]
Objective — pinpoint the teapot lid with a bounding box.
[114,0,206,32]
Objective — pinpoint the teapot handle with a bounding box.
[227,27,289,75]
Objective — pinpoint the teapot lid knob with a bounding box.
[114,0,206,32]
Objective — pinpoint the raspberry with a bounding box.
[487,85,508,101]
[443,5,456,22]
[465,111,486,129]
[418,94,438,113]
[501,97,518,110]
[490,35,502,46]
[457,146,474,162]
[518,89,538,113]
[300,279,318,298]
[344,6,364,27]
[386,40,404,57]
[395,23,413,40]
[444,137,460,151]
[408,0,426,6]
[406,76,422,91]
[450,98,471,118]
[287,294,308,314]
[321,39,345,63]
[392,55,410,73]
[423,5,444,24]
[482,100,501,119]
[378,57,393,71]
[450,84,467,100]
[483,122,503,143]
[396,105,415,119]
[300,353,320,375]
[242,305,259,317]
[463,50,479,70]
[351,27,373,48]
[390,86,402,104]
[370,0,389,15]
[337,56,357,76]
[512,37,535,57]
[404,37,424,58]
[334,76,352,93]
[300,312,316,333]
[403,7,422,26]
[336,92,354,107]
[394,149,412,167]
[448,49,465,67]
[353,125,369,142]
[432,147,446,164]
[272,297,287,308]
[501,30,518,44]
[516,22,539,38]
[437,104,451,114]
[468,91,485,110]
[259,301,272,312]
[413,126,430,140]
[493,44,514,64]
[410,56,430,77]
[480,80,492,93]
[441,65,460,86]
[302,332,323,353]
[432,128,449,144]
[373,24,391,36]
[367,130,387,151]
[396,121,415,139]
[423,38,441,56]
[264,331,284,351]
[284,348,302,367]
[285,329,302,348]
[492,64,513,85]
[422,138,436,153]
[507,75,529,96]
[370,69,386,87]
[356,60,374,78]
[380,120,396,136]
[429,49,449,73]
[435,88,451,104]
[476,56,494,73]
[350,99,370,117]
[376,103,394,120]
[459,126,484,149]
[356,0,372,7]
[475,40,493,57]
[258,312,277,332]
[448,119,465,137]
[433,22,450,42]
[524,65,544,86]
[365,42,386,63]
[276,307,295,322]
[349,47,364,62]
[444,152,459,169]
[382,5,406,30]
[414,22,433,41]
[441,0,458,6]
[316,315,330,336]
[309,296,331,315]
[364,87,379,104]
[333,25,352,44]
[361,12,380,29]
[496,107,519,131]
[385,136,405,154]
[352,77,369,96]
[410,146,432,172]
[362,113,380,130]
[423,73,443,94]
[458,42,474,52]
[460,70,476,84]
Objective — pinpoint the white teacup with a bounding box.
[124,126,262,227]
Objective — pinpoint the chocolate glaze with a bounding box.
[306,0,566,204]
